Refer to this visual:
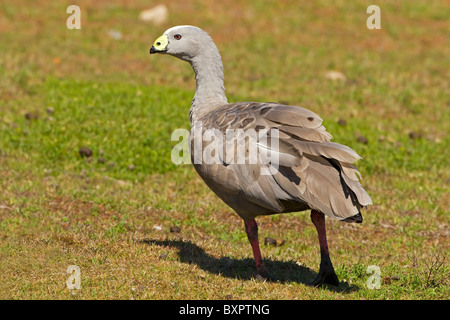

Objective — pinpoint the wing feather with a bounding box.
[194,102,371,220]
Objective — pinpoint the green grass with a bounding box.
[0,0,449,299]
[4,78,192,177]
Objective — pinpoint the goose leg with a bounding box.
[308,210,340,287]
[244,219,275,281]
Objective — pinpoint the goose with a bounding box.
[149,25,372,286]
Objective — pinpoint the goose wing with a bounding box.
[193,102,372,220]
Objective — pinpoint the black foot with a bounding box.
[308,268,340,287]
[256,268,277,282]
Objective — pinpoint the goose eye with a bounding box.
[174,34,182,40]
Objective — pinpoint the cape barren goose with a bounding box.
[150,25,372,286]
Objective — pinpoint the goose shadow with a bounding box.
[140,239,358,292]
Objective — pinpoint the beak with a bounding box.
[149,46,158,54]
[149,34,168,55]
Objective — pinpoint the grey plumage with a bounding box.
[193,101,372,221]
[150,25,372,286]
[150,25,372,222]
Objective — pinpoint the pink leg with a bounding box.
[309,210,340,286]
[244,219,275,281]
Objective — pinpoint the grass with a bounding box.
[0,0,449,299]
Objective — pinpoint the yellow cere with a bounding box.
[153,34,168,51]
